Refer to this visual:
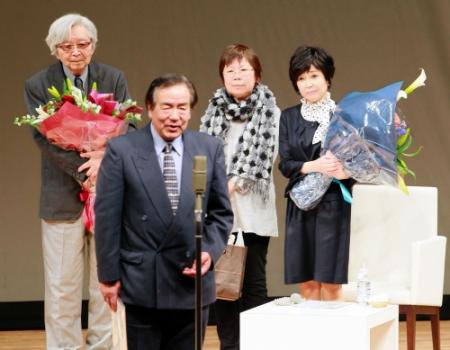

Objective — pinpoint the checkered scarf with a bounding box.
[200,84,277,201]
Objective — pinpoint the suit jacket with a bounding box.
[95,126,233,309]
[24,61,129,220]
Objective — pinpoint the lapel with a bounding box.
[132,127,173,228]
[87,61,99,94]
[175,130,195,220]
[47,62,66,96]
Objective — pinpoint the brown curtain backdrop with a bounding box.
[1,0,449,300]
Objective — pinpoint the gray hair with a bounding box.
[45,13,98,55]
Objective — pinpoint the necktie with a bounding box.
[163,144,179,214]
[74,76,84,92]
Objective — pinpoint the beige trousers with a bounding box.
[42,217,111,349]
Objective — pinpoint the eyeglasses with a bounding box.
[57,41,92,53]
[223,67,254,77]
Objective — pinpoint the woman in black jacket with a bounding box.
[279,45,352,301]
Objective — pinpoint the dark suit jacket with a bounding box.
[95,126,233,309]
[24,61,129,220]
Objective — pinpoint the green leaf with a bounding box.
[397,158,409,173]
[397,158,407,169]
[47,86,61,101]
[398,158,416,179]
[402,146,423,157]
[397,162,408,176]
[397,134,412,153]
[64,78,72,95]
[398,175,409,194]
[405,166,416,179]
[91,82,98,90]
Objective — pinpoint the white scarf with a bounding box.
[300,92,336,144]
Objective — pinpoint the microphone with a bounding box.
[192,156,207,194]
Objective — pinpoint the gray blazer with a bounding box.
[24,61,129,220]
[95,126,233,309]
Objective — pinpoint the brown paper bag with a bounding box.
[215,231,248,301]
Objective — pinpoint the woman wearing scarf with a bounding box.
[200,44,279,350]
[279,46,352,301]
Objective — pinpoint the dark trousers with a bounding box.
[125,304,209,350]
[214,232,270,350]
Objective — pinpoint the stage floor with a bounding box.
[0,321,448,349]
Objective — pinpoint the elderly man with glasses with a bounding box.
[24,13,131,349]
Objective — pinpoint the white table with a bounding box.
[240,301,398,350]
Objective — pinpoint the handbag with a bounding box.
[215,229,248,301]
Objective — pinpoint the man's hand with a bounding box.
[99,280,121,312]
[78,149,106,180]
[182,252,212,277]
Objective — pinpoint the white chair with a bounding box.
[342,184,447,350]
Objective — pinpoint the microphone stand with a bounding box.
[193,155,206,350]
[194,193,203,350]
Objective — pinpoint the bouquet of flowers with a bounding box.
[290,69,425,210]
[15,80,142,231]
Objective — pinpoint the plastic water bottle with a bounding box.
[356,265,371,305]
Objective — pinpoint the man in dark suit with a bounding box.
[95,74,233,350]
[24,13,130,349]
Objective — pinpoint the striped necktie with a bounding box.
[163,143,179,214]
[74,76,84,92]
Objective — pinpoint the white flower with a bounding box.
[397,68,427,101]
[396,90,408,101]
[72,86,84,106]
[35,106,50,119]
[405,68,426,95]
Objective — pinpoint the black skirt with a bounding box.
[284,182,351,284]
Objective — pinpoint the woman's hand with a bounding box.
[301,151,349,179]
[326,151,350,179]
[330,164,350,180]
[228,179,236,195]
[301,151,339,176]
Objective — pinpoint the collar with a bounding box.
[62,64,89,87]
[150,123,183,155]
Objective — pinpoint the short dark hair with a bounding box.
[219,44,262,82]
[288,46,335,94]
[145,74,198,109]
